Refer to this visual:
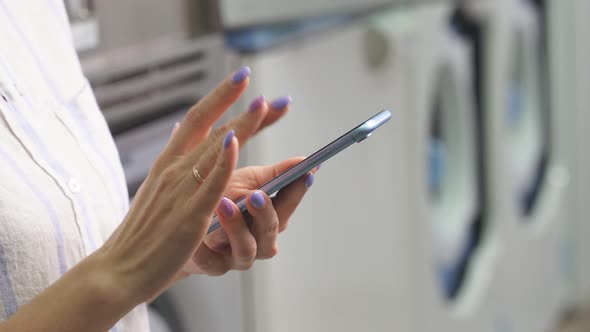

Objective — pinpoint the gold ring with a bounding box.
[192,166,205,183]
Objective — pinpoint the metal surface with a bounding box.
[219,0,405,28]
[72,0,220,54]
[74,0,227,133]
[81,36,227,134]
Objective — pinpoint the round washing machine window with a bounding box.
[428,63,481,301]
[504,20,549,218]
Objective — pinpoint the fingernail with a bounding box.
[249,95,265,113]
[316,163,322,171]
[250,191,266,209]
[305,173,315,189]
[223,129,235,149]
[232,66,251,84]
[270,96,292,110]
[218,197,234,218]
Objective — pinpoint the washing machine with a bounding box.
[548,0,590,309]
[455,0,569,330]
[569,0,590,309]
[412,4,504,332]
[223,2,508,331]
[227,8,415,331]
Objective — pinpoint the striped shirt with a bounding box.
[0,1,149,330]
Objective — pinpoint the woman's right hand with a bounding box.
[92,67,258,306]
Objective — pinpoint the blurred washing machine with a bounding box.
[456,0,569,330]
[568,0,590,309]
[227,10,415,332]
[411,4,503,332]
[226,2,506,331]
[548,0,590,309]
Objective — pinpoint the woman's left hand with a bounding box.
[189,158,316,274]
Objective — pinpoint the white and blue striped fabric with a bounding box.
[0,1,149,330]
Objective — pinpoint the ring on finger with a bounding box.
[192,165,206,183]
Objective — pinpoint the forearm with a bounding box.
[0,253,138,332]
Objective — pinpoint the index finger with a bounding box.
[165,66,251,157]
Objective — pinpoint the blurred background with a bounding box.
[66,0,590,331]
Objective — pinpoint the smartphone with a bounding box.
[207,109,392,234]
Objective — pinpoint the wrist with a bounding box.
[81,251,143,312]
[1,251,142,332]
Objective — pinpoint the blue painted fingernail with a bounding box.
[305,173,315,189]
[271,96,292,110]
[250,191,266,209]
[316,163,322,171]
[232,66,251,84]
[218,197,234,218]
[223,129,235,149]
[249,95,265,113]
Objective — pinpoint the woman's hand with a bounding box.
[94,67,313,305]
[0,67,315,332]
[181,158,317,276]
